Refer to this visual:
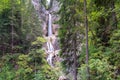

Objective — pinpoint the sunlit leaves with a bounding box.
[0,0,10,12]
[32,37,46,45]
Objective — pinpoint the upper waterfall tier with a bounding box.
[48,13,52,36]
[41,0,53,10]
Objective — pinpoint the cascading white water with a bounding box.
[47,41,54,52]
[46,13,55,67]
[48,13,52,36]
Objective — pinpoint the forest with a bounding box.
[0,0,120,80]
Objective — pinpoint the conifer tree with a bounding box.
[58,0,83,80]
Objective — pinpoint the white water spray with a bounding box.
[47,52,54,67]
[47,41,54,53]
[46,13,55,67]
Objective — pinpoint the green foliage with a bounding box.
[0,64,15,80]
[0,0,42,54]
[32,37,46,45]
[89,59,113,80]
[0,54,19,80]
[0,0,10,12]
[79,58,114,80]
[108,29,120,79]
[78,41,120,79]
[58,0,83,76]
[15,37,58,80]
[34,67,58,80]
[0,36,59,80]
[1,0,120,80]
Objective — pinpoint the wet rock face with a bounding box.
[32,0,60,22]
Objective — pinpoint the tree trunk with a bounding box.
[111,0,117,29]
[73,35,77,80]
[11,1,14,54]
[84,0,90,80]
[73,1,77,80]
[11,23,14,53]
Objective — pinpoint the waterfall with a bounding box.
[32,0,60,67]
[43,0,54,67]
[46,0,51,6]
[47,13,54,67]
[48,13,52,36]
